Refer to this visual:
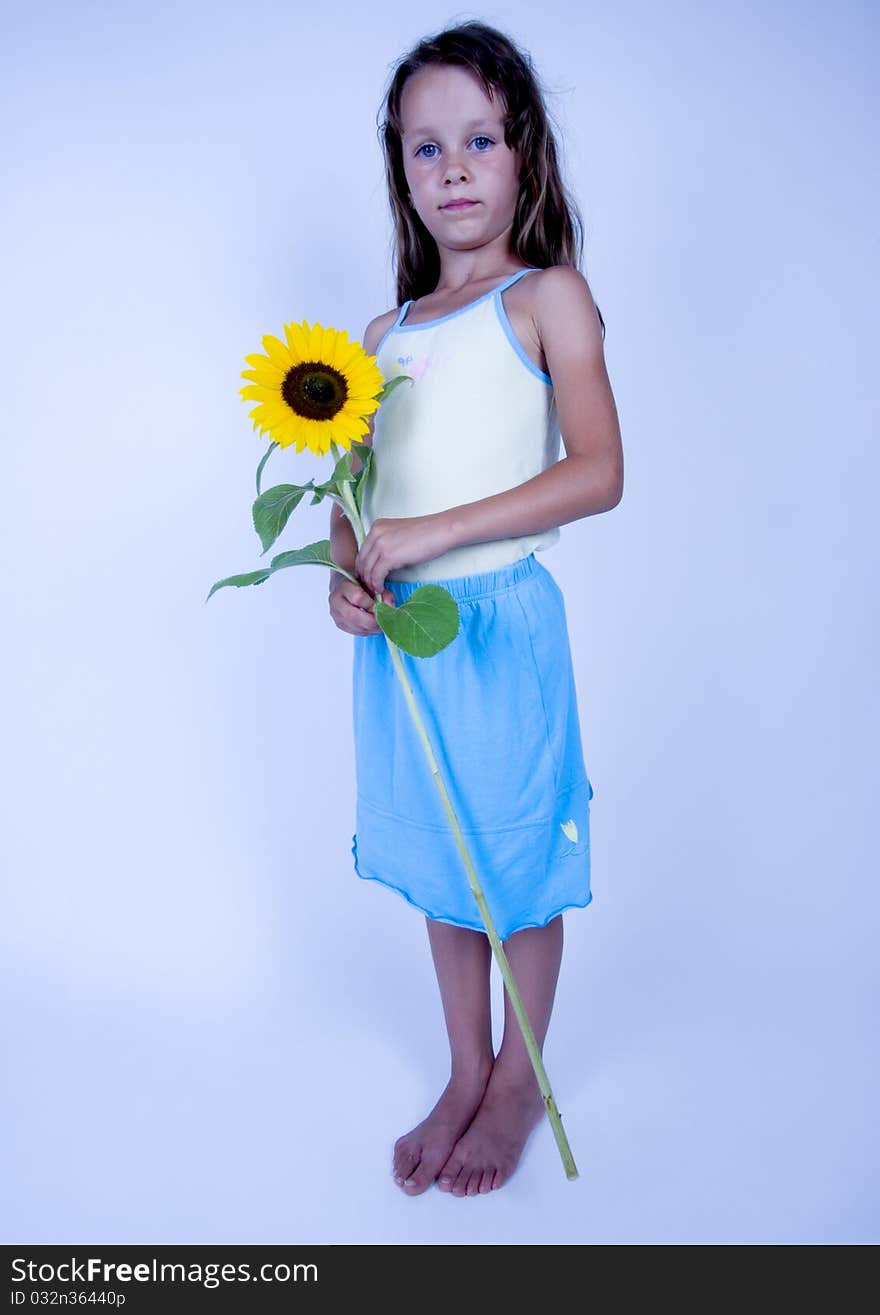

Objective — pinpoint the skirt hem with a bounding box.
[352,832,594,940]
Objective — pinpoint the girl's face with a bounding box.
[399,65,522,259]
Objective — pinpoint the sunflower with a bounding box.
[239,321,385,458]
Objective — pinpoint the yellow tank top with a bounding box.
[361,266,562,582]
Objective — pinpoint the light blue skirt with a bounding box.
[350,552,594,941]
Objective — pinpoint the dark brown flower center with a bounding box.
[282,362,348,421]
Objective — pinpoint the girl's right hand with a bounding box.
[329,574,396,635]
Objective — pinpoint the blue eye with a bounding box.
[415,135,494,158]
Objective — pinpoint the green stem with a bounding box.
[335,447,578,1179]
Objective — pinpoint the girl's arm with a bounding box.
[329,503,359,583]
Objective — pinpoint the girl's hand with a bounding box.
[355,515,451,596]
[329,574,396,636]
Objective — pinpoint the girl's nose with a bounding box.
[443,163,469,183]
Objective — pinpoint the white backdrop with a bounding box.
[1,0,877,1243]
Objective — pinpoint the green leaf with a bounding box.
[348,383,412,514]
[205,568,272,601]
[376,374,413,403]
[352,444,375,518]
[268,539,336,572]
[374,584,460,658]
[331,446,357,485]
[253,482,315,554]
[350,438,374,467]
[310,449,354,506]
[206,539,344,603]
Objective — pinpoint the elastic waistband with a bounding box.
[388,552,539,603]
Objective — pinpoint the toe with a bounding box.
[393,1144,420,1183]
[451,1166,470,1196]
[437,1153,463,1192]
[465,1171,481,1196]
[401,1143,453,1194]
[393,1132,416,1160]
[402,1163,436,1195]
[478,1168,495,1193]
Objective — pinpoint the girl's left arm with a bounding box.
[439,265,623,550]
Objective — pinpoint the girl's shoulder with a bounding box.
[492,266,595,379]
[362,305,402,358]
[351,306,401,469]
[511,264,596,313]
[508,265,603,350]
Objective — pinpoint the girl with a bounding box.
[329,20,623,1197]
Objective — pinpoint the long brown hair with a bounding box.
[377,19,605,337]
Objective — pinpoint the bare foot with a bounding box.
[393,1059,493,1196]
[436,1067,546,1196]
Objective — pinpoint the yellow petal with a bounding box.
[261,334,293,370]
